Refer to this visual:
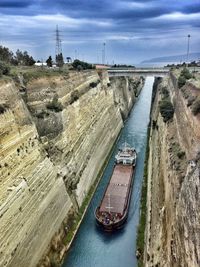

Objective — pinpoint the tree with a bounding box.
[23,51,35,66]
[46,56,53,67]
[0,46,35,66]
[15,49,35,66]
[0,46,13,63]
[72,59,94,70]
[56,53,64,67]
[15,49,24,65]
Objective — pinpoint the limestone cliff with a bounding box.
[0,70,143,267]
[145,73,200,267]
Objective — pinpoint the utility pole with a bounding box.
[186,34,191,66]
[74,49,77,60]
[102,42,106,65]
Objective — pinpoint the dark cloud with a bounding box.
[182,3,200,14]
[0,0,198,20]
[0,0,32,8]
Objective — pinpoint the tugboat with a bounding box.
[95,143,137,231]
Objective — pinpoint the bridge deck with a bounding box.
[108,68,169,77]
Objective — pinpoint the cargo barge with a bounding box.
[95,143,137,231]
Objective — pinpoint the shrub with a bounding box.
[72,59,94,70]
[0,105,6,114]
[181,68,192,80]
[177,151,185,159]
[191,97,200,115]
[181,87,190,99]
[0,103,8,114]
[178,68,192,88]
[159,99,174,122]
[70,90,79,104]
[161,86,169,98]
[46,95,63,112]
[178,75,186,88]
[0,61,10,76]
[77,65,83,71]
[35,110,50,118]
[89,82,98,88]
[187,95,196,107]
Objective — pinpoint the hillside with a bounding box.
[141,52,200,64]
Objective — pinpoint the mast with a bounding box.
[108,193,111,214]
[105,193,112,214]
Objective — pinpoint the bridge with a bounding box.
[108,68,169,77]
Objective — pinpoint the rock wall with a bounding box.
[145,74,200,267]
[0,79,73,267]
[0,71,142,267]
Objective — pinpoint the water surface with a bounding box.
[62,77,154,267]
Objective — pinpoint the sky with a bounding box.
[0,0,200,64]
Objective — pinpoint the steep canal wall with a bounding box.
[145,72,200,267]
[0,70,143,267]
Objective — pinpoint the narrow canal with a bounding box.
[62,76,154,267]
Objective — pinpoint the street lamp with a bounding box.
[102,43,106,65]
[187,34,191,66]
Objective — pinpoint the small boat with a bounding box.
[95,143,137,231]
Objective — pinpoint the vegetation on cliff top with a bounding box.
[178,68,193,88]
[72,59,95,71]
[0,61,10,76]
[176,68,200,116]
[0,45,35,66]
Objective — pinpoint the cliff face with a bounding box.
[0,79,73,267]
[145,74,200,267]
[0,71,142,267]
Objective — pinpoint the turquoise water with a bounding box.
[62,77,154,267]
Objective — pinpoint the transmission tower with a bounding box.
[55,25,62,60]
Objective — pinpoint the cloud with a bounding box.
[0,13,112,32]
[151,12,200,21]
[118,1,152,9]
[0,0,199,63]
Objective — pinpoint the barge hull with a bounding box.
[95,165,135,231]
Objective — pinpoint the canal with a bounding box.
[62,76,154,267]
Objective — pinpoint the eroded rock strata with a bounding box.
[145,73,200,267]
[0,70,143,267]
